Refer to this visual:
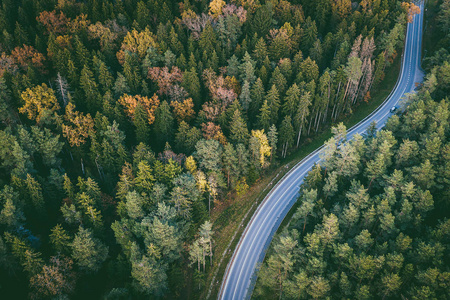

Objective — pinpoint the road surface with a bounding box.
[219,4,424,300]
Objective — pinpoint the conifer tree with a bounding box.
[265,85,281,126]
[153,101,174,147]
[229,109,249,145]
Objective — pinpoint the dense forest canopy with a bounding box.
[0,0,434,298]
[255,1,450,298]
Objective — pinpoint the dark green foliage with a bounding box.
[0,0,423,298]
[255,91,450,299]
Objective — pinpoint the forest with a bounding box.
[0,0,436,298]
[254,1,450,298]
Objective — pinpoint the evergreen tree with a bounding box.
[257,100,272,131]
[229,109,249,145]
[153,101,174,148]
[239,80,252,111]
[134,103,151,144]
[279,116,295,158]
[80,65,101,112]
[265,85,281,126]
[282,83,301,118]
[71,227,108,273]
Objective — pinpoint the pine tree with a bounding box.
[267,124,278,161]
[74,37,90,69]
[50,224,71,253]
[239,80,252,111]
[229,109,249,145]
[80,65,101,112]
[239,52,256,84]
[96,60,114,94]
[257,100,272,131]
[253,37,268,63]
[222,143,238,187]
[153,101,174,148]
[113,72,131,97]
[301,17,318,53]
[282,83,301,118]
[136,1,150,29]
[265,85,281,126]
[269,67,288,95]
[123,53,142,94]
[294,91,312,147]
[250,78,265,120]
[134,103,151,144]
[279,116,295,158]
[249,5,273,37]
[181,68,201,108]
[71,227,108,273]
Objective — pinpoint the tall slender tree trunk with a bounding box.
[296,124,303,147]
[210,241,212,266]
[316,112,322,132]
[202,248,206,272]
[307,114,314,135]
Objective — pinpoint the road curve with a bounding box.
[219,5,424,300]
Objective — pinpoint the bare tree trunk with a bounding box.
[296,124,303,147]
[331,103,337,121]
[316,112,322,132]
[313,110,319,132]
[202,248,206,272]
[307,114,314,135]
[210,241,213,266]
[81,159,85,175]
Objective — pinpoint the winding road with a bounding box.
[219,4,425,300]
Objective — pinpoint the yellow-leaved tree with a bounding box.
[116,28,158,64]
[209,0,226,18]
[19,84,60,124]
[251,129,271,168]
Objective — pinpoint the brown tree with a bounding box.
[201,122,227,145]
[29,256,76,299]
[148,66,183,96]
[36,11,70,34]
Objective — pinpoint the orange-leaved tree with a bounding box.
[401,2,421,23]
[171,98,195,122]
[36,10,70,34]
[62,102,95,147]
[118,94,160,124]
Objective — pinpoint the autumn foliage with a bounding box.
[171,98,195,122]
[402,2,421,23]
[62,102,95,147]
[19,84,60,123]
[37,10,70,34]
[118,94,160,124]
[0,45,46,75]
[116,28,158,64]
[147,66,183,96]
[201,122,227,145]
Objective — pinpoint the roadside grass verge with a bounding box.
[201,55,402,300]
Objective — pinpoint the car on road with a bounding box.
[390,106,397,113]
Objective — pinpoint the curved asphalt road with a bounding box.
[219,4,424,300]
